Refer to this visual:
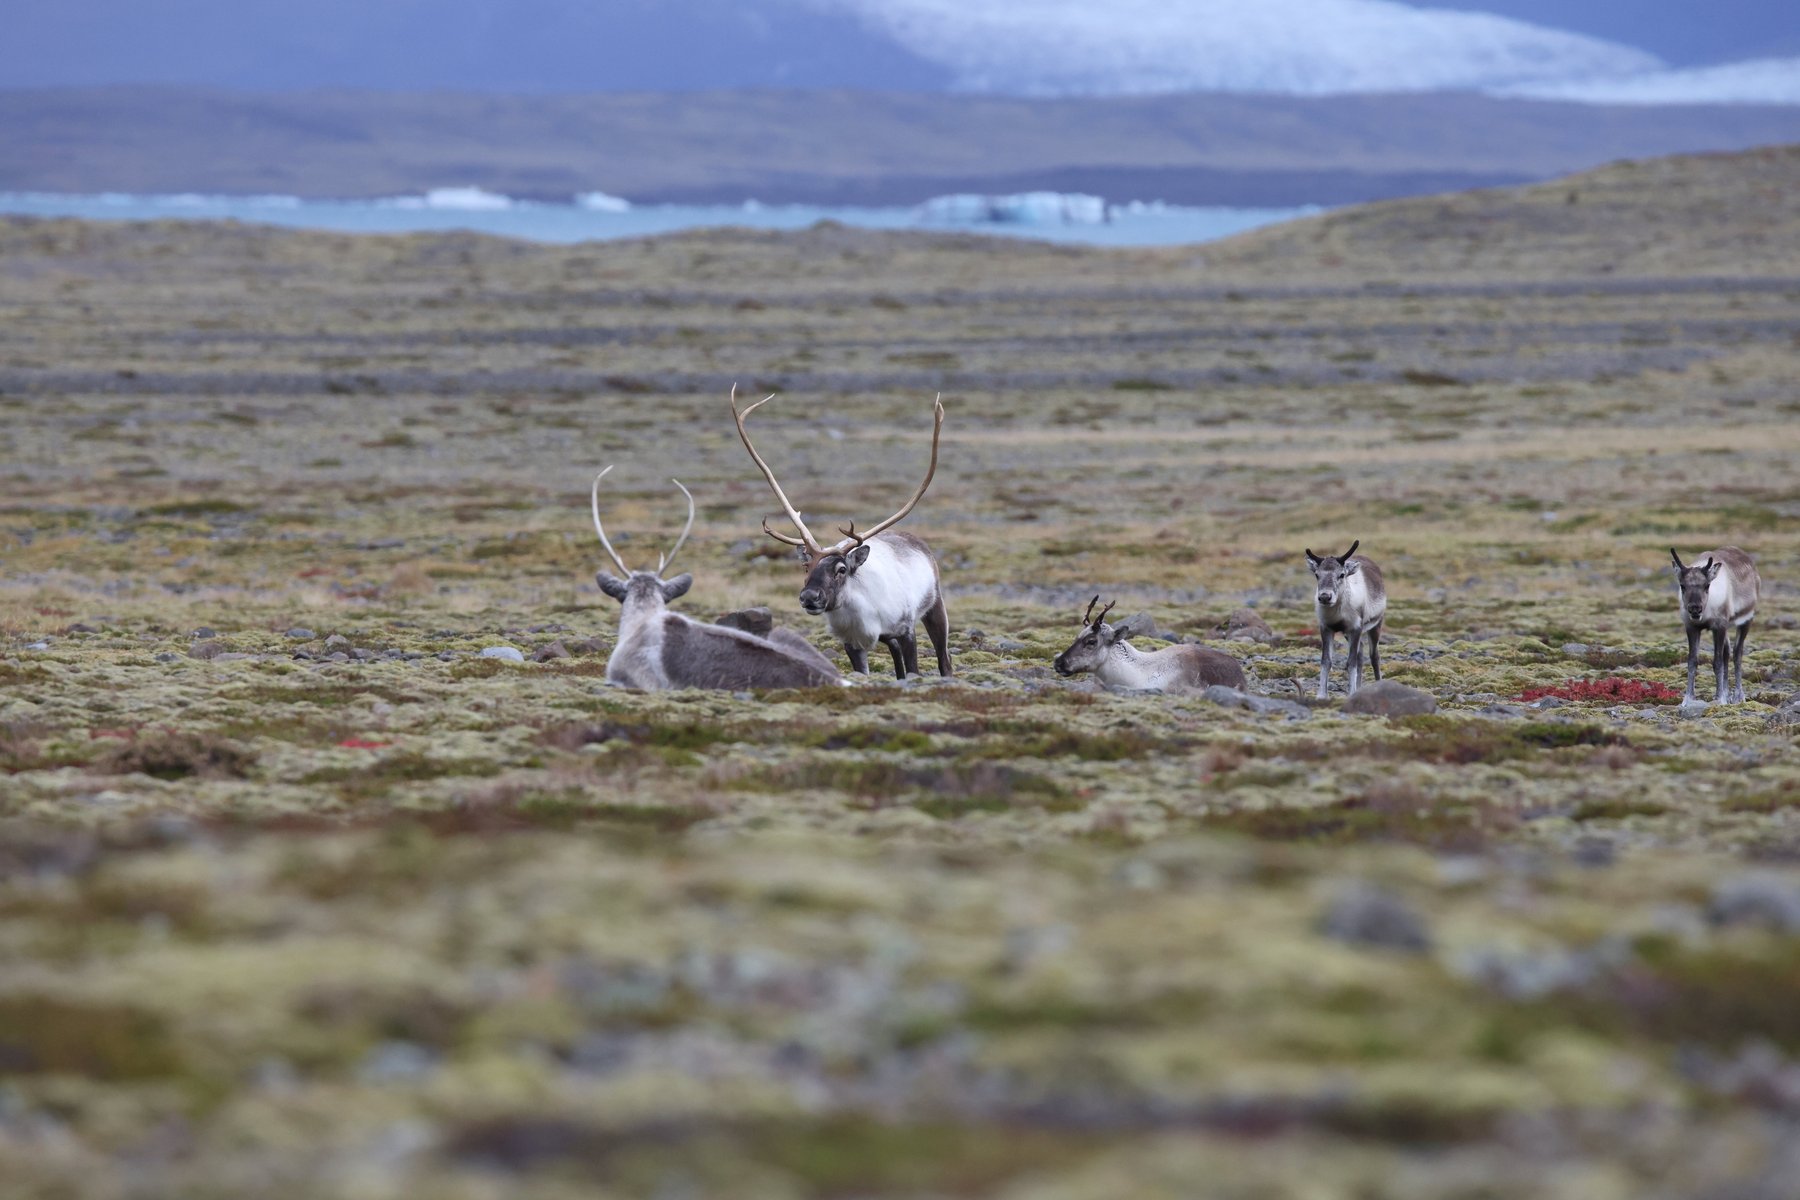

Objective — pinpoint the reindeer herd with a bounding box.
[589,389,1764,707]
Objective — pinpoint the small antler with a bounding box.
[1669,547,1687,570]
[591,466,697,576]
[590,466,631,575]
[1091,599,1117,629]
[1082,594,1101,625]
[732,383,824,556]
[656,478,696,574]
[1340,539,1360,561]
[822,393,945,557]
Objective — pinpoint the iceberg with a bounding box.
[917,191,1109,226]
[574,190,632,213]
[379,186,517,211]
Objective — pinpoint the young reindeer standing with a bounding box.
[1304,539,1387,699]
[731,385,952,678]
[1670,546,1760,705]
[590,466,841,690]
[1053,596,1247,693]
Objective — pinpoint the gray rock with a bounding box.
[1766,694,1800,729]
[188,640,230,661]
[1220,607,1277,644]
[1318,883,1431,954]
[24,641,50,651]
[479,646,525,663]
[715,607,774,636]
[154,652,179,663]
[1711,873,1800,934]
[992,637,1029,652]
[1202,685,1310,720]
[192,627,217,639]
[531,641,571,663]
[1115,611,1176,643]
[1342,680,1438,717]
[1561,643,1590,657]
[357,1041,439,1085]
[323,633,351,651]
[1678,697,1711,718]
[324,652,350,664]
[285,627,315,640]
[1530,696,1567,710]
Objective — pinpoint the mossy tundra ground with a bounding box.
[2,150,1800,1198]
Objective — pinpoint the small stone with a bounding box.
[325,652,350,663]
[1711,873,1800,933]
[531,641,571,663]
[437,650,456,661]
[323,633,351,651]
[1678,698,1710,718]
[1561,643,1589,656]
[1318,883,1432,953]
[1342,680,1438,717]
[65,623,100,634]
[351,649,377,661]
[191,627,216,639]
[1765,694,1800,729]
[1202,685,1310,720]
[479,646,526,663]
[188,640,230,661]
[24,641,50,651]
[715,607,775,636]
[1530,696,1567,710]
[154,652,179,663]
[992,637,1028,652]
[285,627,315,640]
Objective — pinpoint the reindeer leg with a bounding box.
[1317,629,1333,700]
[901,629,922,677]
[1346,627,1364,696]
[923,592,952,676]
[879,634,907,680]
[1732,620,1751,704]
[1369,621,1383,682]
[1712,626,1728,703]
[845,643,870,675]
[1684,624,1700,703]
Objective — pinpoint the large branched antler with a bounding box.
[591,465,696,575]
[824,393,944,555]
[731,383,822,555]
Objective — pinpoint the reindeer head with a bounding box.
[1669,548,1720,623]
[731,384,943,615]
[1304,540,1362,607]
[589,465,696,610]
[1053,596,1119,677]
[796,524,873,615]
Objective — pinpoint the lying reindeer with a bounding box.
[1670,546,1760,705]
[591,466,841,690]
[1053,597,1246,693]
[1304,539,1386,699]
[732,385,952,678]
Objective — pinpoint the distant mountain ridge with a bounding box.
[3,87,1797,207]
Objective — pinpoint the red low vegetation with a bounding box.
[1517,677,1682,705]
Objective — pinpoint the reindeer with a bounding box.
[590,466,841,691]
[1304,539,1386,699]
[731,386,951,678]
[1670,546,1760,705]
[1053,597,1246,693]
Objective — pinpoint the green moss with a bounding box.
[1202,782,1505,850]
[0,994,183,1079]
[1569,798,1670,821]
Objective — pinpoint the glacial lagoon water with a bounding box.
[0,188,1318,248]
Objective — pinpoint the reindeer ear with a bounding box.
[1341,558,1362,575]
[845,544,872,570]
[596,572,629,602]
[660,573,693,601]
[1702,558,1721,581]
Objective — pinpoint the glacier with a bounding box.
[1500,57,1800,106]
[817,0,1664,96]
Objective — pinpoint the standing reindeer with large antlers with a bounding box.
[591,466,840,691]
[732,385,952,678]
